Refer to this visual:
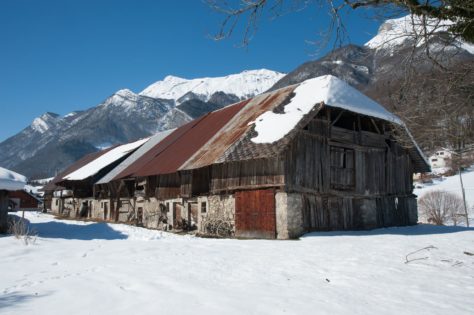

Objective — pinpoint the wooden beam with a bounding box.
[330,110,345,126]
[370,118,382,134]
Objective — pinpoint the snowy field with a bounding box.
[1,212,473,315]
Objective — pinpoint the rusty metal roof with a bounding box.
[97,129,175,184]
[180,86,296,170]
[116,99,250,178]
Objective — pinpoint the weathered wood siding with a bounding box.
[285,116,414,197]
[285,110,417,232]
[210,158,284,193]
[301,194,417,231]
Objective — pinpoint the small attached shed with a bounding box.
[0,167,27,233]
[51,138,148,219]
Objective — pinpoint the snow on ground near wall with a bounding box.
[63,138,149,181]
[251,75,402,144]
[1,212,473,315]
[0,167,26,191]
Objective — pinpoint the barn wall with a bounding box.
[297,194,417,232]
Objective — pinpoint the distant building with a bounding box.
[429,149,453,169]
[8,190,42,211]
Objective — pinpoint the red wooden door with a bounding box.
[235,189,276,239]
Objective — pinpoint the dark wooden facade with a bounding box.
[283,108,416,231]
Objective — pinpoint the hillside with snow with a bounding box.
[1,211,473,315]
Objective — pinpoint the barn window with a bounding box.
[330,146,355,190]
[55,199,59,206]
[201,201,207,213]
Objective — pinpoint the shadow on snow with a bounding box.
[302,224,474,238]
[0,291,51,310]
[30,221,127,240]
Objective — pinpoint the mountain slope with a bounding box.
[0,69,285,178]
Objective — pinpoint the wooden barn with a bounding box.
[53,75,429,239]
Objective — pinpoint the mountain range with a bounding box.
[1,15,473,179]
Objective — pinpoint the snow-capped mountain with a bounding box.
[0,69,284,178]
[366,15,474,55]
[140,69,284,104]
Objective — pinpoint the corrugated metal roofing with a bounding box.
[96,129,175,184]
[133,100,249,177]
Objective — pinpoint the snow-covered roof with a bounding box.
[96,129,175,184]
[250,75,428,170]
[251,75,402,144]
[0,167,27,191]
[63,138,149,181]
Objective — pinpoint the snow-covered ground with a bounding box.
[1,212,473,315]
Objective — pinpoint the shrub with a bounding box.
[8,215,36,245]
[418,190,465,225]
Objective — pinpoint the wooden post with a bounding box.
[459,167,469,227]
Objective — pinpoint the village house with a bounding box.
[51,75,430,239]
[0,167,27,233]
[429,149,453,169]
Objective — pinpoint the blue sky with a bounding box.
[0,0,383,142]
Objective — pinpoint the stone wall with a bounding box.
[275,192,305,239]
[200,194,235,236]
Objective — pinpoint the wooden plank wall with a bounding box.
[301,194,417,231]
[210,158,285,193]
[286,115,414,197]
